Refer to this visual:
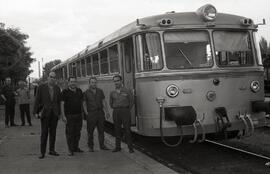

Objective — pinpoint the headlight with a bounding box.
[250,81,260,93]
[196,4,217,21]
[166,84,179,98]
[206,91,216,101]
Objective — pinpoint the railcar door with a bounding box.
[120,37,136,125]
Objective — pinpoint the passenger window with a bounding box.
[93,53,100,75]
[63,66,67,79]
[86,56,92,76]
[76,61,81,77]
[68,63,73,76]
[100,50,109,74]
[81,59,86,77]
[109,45,119,73]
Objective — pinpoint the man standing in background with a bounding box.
[0,77,17,127]
[16,80,32,126]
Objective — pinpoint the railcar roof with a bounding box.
[55,11,254,69]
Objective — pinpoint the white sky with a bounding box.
[0,0,269,78]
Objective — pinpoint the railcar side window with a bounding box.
[141,33,163,71]
[63,66,67,79]
[68,63,73,76]
[93,53,100,75]
[72,62,76,77]
[213,31,253,67]
[81,59,86,77]
[164,31,213,69]
[100,50,109,74]
[76,61,81,77]
[86,56,92,76]
[109,45,119,73]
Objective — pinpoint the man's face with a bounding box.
[68,78,77,90]
[89,79,97,89]
[48,72,56,85]
[113,77,121,88]
[5,78,11,85]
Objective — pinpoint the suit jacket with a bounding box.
[33,83,61,118]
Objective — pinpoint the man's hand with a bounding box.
[34,114,40,119]
[62,114,67,123]
[105,112,110,120]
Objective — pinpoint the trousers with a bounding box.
[113,108,133,149]
[65,114,82,151]
[40,110,58,155]
[5,102,15,126]
[19,104,31,125]
[86,110,105,149]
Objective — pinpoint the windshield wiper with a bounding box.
[178,48,192,65]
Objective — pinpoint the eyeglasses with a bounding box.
[49,76,56,79]
[113,79,120,82]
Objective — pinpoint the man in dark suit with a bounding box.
[33,71,61,159]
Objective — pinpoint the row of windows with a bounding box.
[55,30,256,80]
[68,45,119,78]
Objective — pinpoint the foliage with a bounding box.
[260,36,270,61]
[0,24,35,83]
[39,59,61,82]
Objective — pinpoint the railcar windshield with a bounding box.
[164,31,213,69]
[213,31,253,67]
[135,33,163,71]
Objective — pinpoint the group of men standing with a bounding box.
[0,77,32,127]
[33,71,134,159]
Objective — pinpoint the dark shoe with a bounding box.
[29,123,32,126]
[10,124,18,127]
[112,148,121,153]
[88,148,94,152]
[74,148,84,153]
[68,151,74,156]
[100,146,110,150]
[38,154,45,159]
[129,148,134,153]
[49,151,59,156]
[21,124,25,126]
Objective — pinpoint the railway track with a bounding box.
[104,121,270,173]
[205,139,270,162]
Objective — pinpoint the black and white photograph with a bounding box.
[0,0,270,173]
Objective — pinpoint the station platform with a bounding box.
[0,114,178,174]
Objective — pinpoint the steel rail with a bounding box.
[205,139,270,161]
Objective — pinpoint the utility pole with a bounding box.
[38,61,41,78]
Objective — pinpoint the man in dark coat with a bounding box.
[33,71,61,159]
[0,77,17,127]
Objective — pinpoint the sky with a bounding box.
[0,0,269,78]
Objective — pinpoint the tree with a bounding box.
[41,59,61,81]
[0,24,35,83]
[259,36,269,61]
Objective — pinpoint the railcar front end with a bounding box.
[133,5,268,143]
